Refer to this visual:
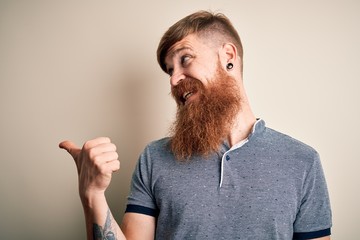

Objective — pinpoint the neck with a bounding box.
[227,99,257,147]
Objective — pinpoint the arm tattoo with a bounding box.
[93,209,117,240]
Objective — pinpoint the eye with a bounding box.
[181,55,191,65]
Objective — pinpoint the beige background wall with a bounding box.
[0,0,359,239]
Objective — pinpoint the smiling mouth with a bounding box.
[181,91,194,104]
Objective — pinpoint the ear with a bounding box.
[219,42,238,68]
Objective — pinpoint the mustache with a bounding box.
[171,78,204,104]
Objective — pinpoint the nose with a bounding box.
[170,69,185,87]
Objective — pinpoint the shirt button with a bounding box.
[226,155,230,161]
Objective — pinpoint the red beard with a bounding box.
[170,65,241,160]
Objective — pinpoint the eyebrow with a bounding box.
[166,46,193,61]
[165,46,193,71]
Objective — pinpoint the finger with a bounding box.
[59,140,80,159]
[83,137,111,150]
[98,160,120,175]
[106,159,120,172]
[89,143,117,158]
[93,151,119,165]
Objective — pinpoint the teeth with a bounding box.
[183,92,193,100]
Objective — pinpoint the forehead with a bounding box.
[164,34,204,63]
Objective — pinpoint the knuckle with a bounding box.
[93,155,102,164]
[83,140,92,150]
[88,148,97,160]
[110,143,117,151]
[101,137,111,143]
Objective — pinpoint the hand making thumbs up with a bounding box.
[59,137,120,203]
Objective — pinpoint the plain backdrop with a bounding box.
[0,0,359,239]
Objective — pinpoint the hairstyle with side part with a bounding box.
[157,10,243,74]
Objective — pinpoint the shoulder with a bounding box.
[138,137,175,166]
[142,137,171,157]
[146,137,171,150]
[267,127,317,149]
[262,126,319,159]
[248,121,320,169]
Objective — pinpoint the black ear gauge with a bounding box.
[226,63,233,70]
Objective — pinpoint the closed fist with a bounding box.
[59,137,120,201]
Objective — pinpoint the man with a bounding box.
[60,11,332,240]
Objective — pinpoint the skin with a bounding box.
[59,34,330,240]
[165,33,256,146]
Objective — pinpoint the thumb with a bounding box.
[59,140,81,160]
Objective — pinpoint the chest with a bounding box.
[152,155,302,223]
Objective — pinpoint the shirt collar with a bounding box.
[221,118,265,152]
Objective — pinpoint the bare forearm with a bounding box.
[90,209,122,240]
[59,138,129,239]
[82,194,126,240]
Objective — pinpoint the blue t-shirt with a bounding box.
[126,120,332,239]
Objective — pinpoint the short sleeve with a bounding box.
[125,147,159,217]
[293,152,332,238]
